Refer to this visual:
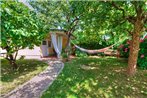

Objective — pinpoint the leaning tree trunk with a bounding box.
[8,54,18,69]
[5,46,18,69]
[127,19,143,76]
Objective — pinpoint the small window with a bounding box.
[42,41,46,45]
[48,40,52,47]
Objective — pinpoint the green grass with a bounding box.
[42,57,147,98]
[1,59,48,95]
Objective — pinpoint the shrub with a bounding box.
[61,53,68,59]
[78,42,108,49]
[75,50,88,57]
[138,57,147,69]
[118,40,130,58]
[118,37,147,69]
[19,55,25,60]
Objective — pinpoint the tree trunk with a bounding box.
[9,54,18,69]
[10,60,18,70]
[5,46,18,69]
[127,32,140,75]
[6,53,18,69]
[65,32,71,59]
[127,19,142,76]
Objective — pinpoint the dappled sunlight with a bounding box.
[1,59,48,95]
[42,57,147,98]
[80,65,99,70]
[1,59,47,82]
[89,56,101,58]
[1,61,64,98]
[111,67,126,73]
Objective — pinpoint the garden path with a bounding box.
[3,60,64,98]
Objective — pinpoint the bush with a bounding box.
[118,37,147,69]
[19,55,25,60]
[138,57,147,69]
[75,50,88,57]
[118,40,130,58]
[78,41,109,49]
[61,53,68,59]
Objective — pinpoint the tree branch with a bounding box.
[5,54,10,61]
[69,18,79,34]
[126,30,133,36]
[144,27,147,32]
[69,16,79,27]
[14,50,18,61]
[111,2,125,18]
[111,2,137,24]
[142,12,147,24]
[126,16,136,24]
[131,1,142,18]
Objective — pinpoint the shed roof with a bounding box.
[50,29,67,32]
[50,29,67,36]
[49,28,76,39]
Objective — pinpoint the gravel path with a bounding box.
[3,60,64,98]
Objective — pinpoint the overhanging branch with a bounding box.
[70,16,79,27]
[111,2,125,18]
[126,30,133,36]
[126,16,136,24]
[69,18,79,33]
[111,2,136,24]
[142,12,147,24]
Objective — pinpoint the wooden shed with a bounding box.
[40,29,68,57]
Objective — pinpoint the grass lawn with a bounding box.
[42,57,147,98]
[1,59,48,95]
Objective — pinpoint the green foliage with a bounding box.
[138,57,147,69]
[1,1,48,54]
[19,55,25,60]
[138,37,147,69]
[30,1,146,51]
[75,50,88,57]
[30,1,83,31]
[74,1,146,50]
[118,37,147,69]
[77,41,109,50]
[118,40,130,58]
[61,52,68,59]
[73,31,111,49]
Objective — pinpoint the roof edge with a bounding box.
[50,29,67,32]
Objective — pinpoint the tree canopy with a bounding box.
[1,1,49,69]
[30,1,146,46]
[30,0,147,75]
[1,0,147,75]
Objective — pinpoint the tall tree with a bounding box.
[74,1,147,75]
[30,1,89,57]
[1,1,48,69]
[107,1,147,75]
[30,1,147,75]
[125,1,147,75]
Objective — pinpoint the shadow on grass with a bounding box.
[1,59,47,82]
[41,57,147,98]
